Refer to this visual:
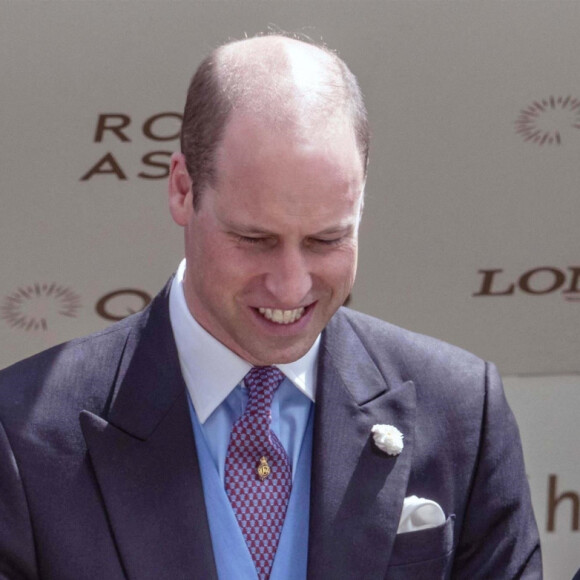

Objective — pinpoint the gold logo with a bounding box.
[515,95,580,145]
[1,283,81,331]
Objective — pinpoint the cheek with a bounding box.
[319,250,358,290]
[206,247,264,292]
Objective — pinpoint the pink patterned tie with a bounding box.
[224,366,292,580]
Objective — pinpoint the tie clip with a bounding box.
[257,456,271,481]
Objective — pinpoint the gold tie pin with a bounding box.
[257,456,271,481]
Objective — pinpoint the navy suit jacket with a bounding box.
[0,281,541,579]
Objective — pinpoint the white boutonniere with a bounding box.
[371,424,404,456]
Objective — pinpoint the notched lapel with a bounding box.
[80,285,217,580]
[308,313,417,580]
[81,394,217,580]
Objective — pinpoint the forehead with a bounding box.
[209,112,365,225]
[215,110,363,187]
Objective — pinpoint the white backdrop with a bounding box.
[1,2,579,577]
[505,376,580,579]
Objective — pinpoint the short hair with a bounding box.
[180,35,370,211]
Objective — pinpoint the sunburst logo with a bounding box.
[515,96,580,145]
[1,283,81,331]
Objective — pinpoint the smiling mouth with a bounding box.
[257,307,306,325]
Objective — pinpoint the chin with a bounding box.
[249,344,312,366]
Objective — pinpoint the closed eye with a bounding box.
[232,234,273,247]
[309,237,344,247]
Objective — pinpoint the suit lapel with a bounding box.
[308,311,416,579]
[81,284,218,580]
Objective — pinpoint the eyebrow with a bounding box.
[222,220,276,236]
[223,220,354,237]
[312,224,355,236]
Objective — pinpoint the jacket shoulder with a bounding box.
[328,307,489,392]
[333,307,484,364]
[0,310,145,424]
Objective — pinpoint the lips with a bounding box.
[257,306,305,325]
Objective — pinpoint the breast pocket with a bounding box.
[385,515,455,580]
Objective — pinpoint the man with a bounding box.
[0,35,541,579]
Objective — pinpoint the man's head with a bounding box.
[180,34,369,210]
[169,35,368,365]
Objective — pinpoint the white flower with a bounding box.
[371,424,404,456]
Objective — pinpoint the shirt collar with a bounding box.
[169,259,319,423]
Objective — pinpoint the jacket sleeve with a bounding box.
[0,419,37,580]
[452,362,542,579]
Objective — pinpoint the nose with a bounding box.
[264,246,313,306]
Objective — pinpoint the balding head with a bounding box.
[216,36,353,129]
[180,35,369,210]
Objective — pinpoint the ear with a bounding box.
[168,152,193,226]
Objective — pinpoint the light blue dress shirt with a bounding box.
[169,260,317,579]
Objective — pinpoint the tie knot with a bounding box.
[244,366,285,410]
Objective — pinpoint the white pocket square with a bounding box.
[397,495,446,534]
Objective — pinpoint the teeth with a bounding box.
[258,307,305,324]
